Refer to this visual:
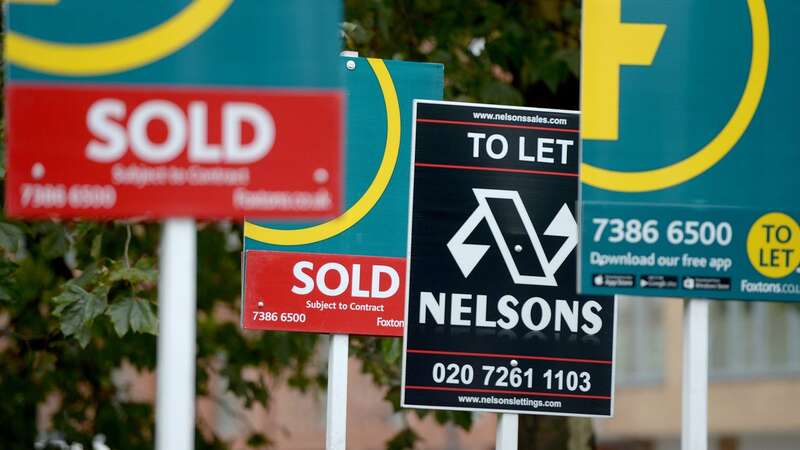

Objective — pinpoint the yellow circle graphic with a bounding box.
[6,0,232,76]
[581,0,769,192]
[243,58,401,246]
[747,212,800,279]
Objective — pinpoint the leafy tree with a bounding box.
[343,0,581,109]
[1,1,587,449]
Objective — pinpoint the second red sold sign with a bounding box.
[243,251,405,336]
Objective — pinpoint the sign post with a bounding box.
[241,57,443,449]
[401,100,617,447]
[681,298,709,450]
[5,4,344,450]
[495,413,519,450]
[155,219,197,450]
[326,333,349,450]
[580,2,800,449]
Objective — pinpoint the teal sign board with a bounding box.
[579,0,800,301]
[5,0,345,220]
[6,0,340,87]
[241,57,443,336]
[244,57,444,256]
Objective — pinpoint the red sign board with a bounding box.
[242,251,405,336]
[5,83,343,220]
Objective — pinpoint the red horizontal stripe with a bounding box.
[414,162,578,177]
[416,117,578,133]
[406,349,612,365]
[404,385,611,400]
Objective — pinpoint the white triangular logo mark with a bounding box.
[446,189,577,287]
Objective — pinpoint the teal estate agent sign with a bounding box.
[241,57,443,336]
[579,0,800,301]
[5,0,344,220]
[243,57,443,256]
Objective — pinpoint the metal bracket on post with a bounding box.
[326,333,349,450]
[496,413,518,450]
[682,298,709,450]
[155,218,197,450]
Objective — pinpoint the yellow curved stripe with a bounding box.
[243,58,401,246]
[581,0,769,192]
[6,0,232,76]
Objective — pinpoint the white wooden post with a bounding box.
[155,219,197,450]
[495,413,518,450]
[326,333,349,450]
[681,298,709,450]
[322,49,359,450]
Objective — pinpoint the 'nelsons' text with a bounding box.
[418,292,603,335]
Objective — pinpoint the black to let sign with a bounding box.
[401,101,617,417]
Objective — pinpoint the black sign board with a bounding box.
[401,101,616,417]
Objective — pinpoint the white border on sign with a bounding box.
[610,294,618,417]
[398,403,610,419]
[400,99,616,418]
[577,105,585,299]
[399,99,420,408]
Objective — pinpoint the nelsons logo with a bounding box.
[447,188,577,287]
[429,189,603,335]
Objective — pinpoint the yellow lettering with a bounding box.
[582,0,666,140]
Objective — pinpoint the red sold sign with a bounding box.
[242,251,405,336]
[5,83,343,220]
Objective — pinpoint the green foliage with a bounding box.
[0,211,324,449]
[386,427,420,450]
[52,284,108,347]
[246,432,270,448]
[107,296,158,337]
[343,0,581,110]
[0,222,23,253]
